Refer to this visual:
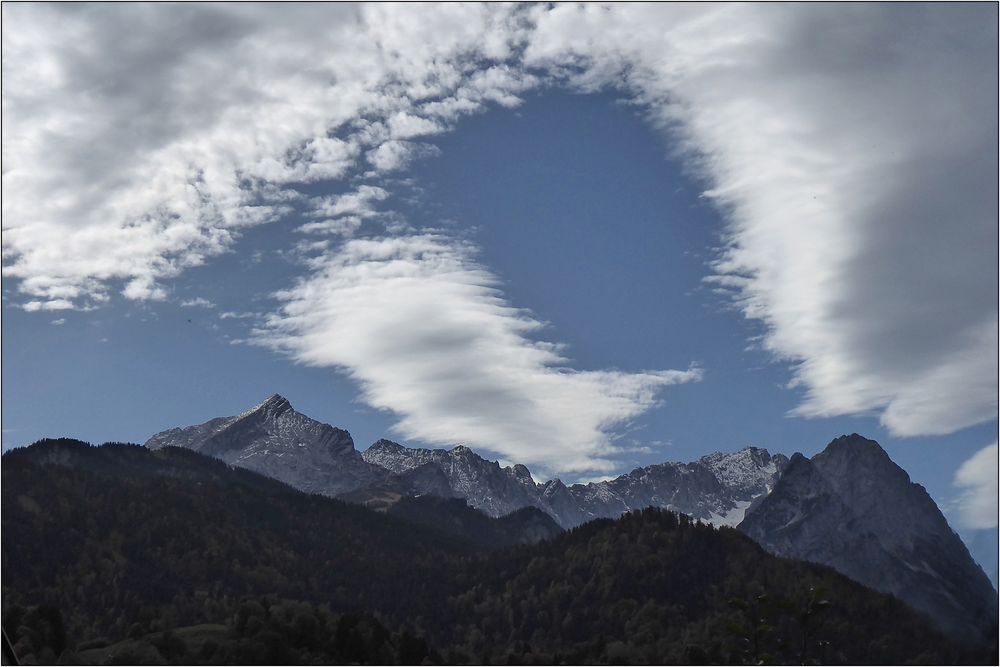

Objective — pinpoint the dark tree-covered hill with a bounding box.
[385,495,564,549]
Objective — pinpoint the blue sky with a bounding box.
[2,4,996,571]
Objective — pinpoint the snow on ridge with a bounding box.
[708,499,753,528]
[700,447,778,494]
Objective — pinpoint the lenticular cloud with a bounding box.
[258,234,702,476]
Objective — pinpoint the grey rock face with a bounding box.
[569,447,788,527]
[363,440,543,518]
[362,439,788,529]
[145,394,385,496]
[740,434,999,647]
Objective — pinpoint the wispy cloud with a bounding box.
[22,300,75,312]
[219,311,256,321]
[954,443,999,529]
[257,233,701,476]
[297,185,391,237]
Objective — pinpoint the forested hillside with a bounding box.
[3,440,992,665]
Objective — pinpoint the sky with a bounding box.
[2,3,997,572]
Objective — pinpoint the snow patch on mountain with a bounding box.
[710,499,753,527]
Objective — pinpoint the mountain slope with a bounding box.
[145,394,385,496]
[740,434,999,647]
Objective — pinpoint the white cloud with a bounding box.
[219,311,256,320]
[22,299,75,312]
[954,443,999,529]
[524,3,998,438]
[180,297,215,308]
[257,233,701,476]
[1,3,533,309]
[387,112,445,140]
[297,217,366,237]
[3,3,995,448]
[313,186,389,218]
[366,140,440,173]
[297,185,393,238]
[578,474,619,485]
[122,276,168,302]
[50,318,65,326]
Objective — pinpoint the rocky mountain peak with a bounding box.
[145,394,382,496]
[811,433,913,517]
[820,433,890,460]
[740,434,998,647]
[813,434,900,484]
[785,451,809,468]
[696,446,788,503]
[369,439,405,453]
[362,439,423,473]
[511,464,534,485]
[540,478,567,493]
[242,393,293,419]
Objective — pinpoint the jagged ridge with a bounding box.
[362,438,788,529]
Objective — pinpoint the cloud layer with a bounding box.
[3,4,996,468]
[258,234,700,475]
[954,443,999,530]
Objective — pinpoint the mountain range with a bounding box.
[361,438,789,529]
[133,392,993,648]
[146,394,789,530]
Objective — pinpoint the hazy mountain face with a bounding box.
[739,434,999,647]
[145,394,386,496]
